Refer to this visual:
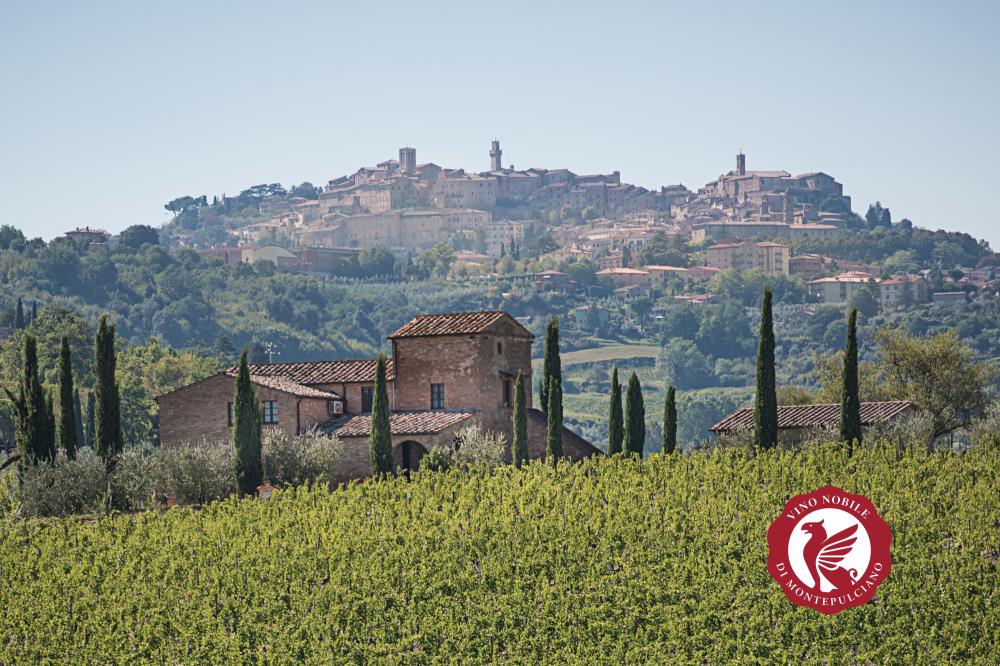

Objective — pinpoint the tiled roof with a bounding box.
[389,311,532,339]
[331,410,477,437]
[226,359,394,384]
[248,375,342,400]
[710,401,915,432]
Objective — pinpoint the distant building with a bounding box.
[65,226,111,246]
[807,271,877,304]
[710,401,915,445]
[574,305,609,329]
[789,253,830,279]
[932,291,967,304]
[706,241,789,275]
[879,274,929,307]
[533,270,576,292]
[644,265,692,287]
[597,267,651,290]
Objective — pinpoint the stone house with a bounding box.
[879,274,929,307]
[709,401,916,446]
[156,311,600,480]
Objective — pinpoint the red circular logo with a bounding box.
[767,485,892,615]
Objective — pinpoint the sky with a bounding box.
[1,1,998,247]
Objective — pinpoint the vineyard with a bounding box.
[1,441,998,664]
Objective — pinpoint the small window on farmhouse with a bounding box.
[361,386,374,412]
[227,402,234,427]
[262,400,279,424]
[497,341,503,355]
[430,383,445,410]
[503,380,512,408]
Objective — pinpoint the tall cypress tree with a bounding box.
[232,348,263,495]
[57,336,78,459]
[545,376,563,463]
[94,315,123,467]
[608,367,623,454]
[664,385,678,455]
[43,391,56,462]
[13,298,25,330]
[85,391,95,449]
[839,308,862,453]
[3,334,49,464]
[624,371,645,457]
[73,387,85,452]
[30,301,37,323]
[754,289,778,449]
[540,317,561,414]
[512,371,528,467]
[369,353,393,476]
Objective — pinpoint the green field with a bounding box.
[2,442,997,664]
[532,343,661,369]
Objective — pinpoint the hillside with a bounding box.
[2,442,997,663]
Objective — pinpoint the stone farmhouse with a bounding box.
[157,311,599,479]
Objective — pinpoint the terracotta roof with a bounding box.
[226,359,394,384]
[332,410,477,437]
[710,401,915,432]
[389,311,532,339]
[248,375,342,400]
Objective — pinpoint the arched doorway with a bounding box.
[397,440,428,475]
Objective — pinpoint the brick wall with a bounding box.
[391,322,532,438]
[158,373,333,448]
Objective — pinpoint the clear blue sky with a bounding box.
[2,1,998,247]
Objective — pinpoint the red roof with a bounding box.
[332,410,477,437]
[247,375,341,400]
[710,401,914,432]
[227,359,394,384]
[389,311,532,339]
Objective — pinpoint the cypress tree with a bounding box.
[545,376,563,462]
[624,371,645,457]
[839,308,862,453]
[13,298,25,330]
[540,317,561,414]
[232,348,263,495]
[85,391,95,448]
[30,301,37,324]
[57,336,78,459]
[664,385,678,455]
[94,315,123,467]
[369,353,393,476]
[512,371,528,467]
[43,391,56,462]
[608,367,623,454]
[3,333,49,464]
[754,289,779,449]
[73,387,85,452]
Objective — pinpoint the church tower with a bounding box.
[490,139,502,172]
[736,150,746,176]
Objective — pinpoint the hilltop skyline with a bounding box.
[2,1,998,246]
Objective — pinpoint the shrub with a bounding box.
[13,449,108,517]
[262,428,342,487]
[152,440,236,505]
[419,446,454,473]
[112,445,162,511]
[453,424,506,467]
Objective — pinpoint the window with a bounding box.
[227,402,234,427]
[503,380,512,408]
[361,386,374,412]
[262,400,278,424]
[430,383,445,410]
[497,341,503,355]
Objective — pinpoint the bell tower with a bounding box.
[736,150,746,176]
[490,139,502,172]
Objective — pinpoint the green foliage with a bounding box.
[117,225,160,250]
[512,371,528,467]
[754,289,778,449]
[623,371,645,456]
[57,336,78,459]
[3,334,55,464]
[839,309,862,451]
[794,224,990,269]
[369,353,393,476]
[540,317,561,414]
[93,315,122,468]
[2,442,996,662]
[232,349,262,495]
[607,367,623,454]
[262,428,342,488]
[545,376,563,462]
[664,386,677,454]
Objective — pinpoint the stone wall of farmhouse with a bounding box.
[158,374,332,448]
